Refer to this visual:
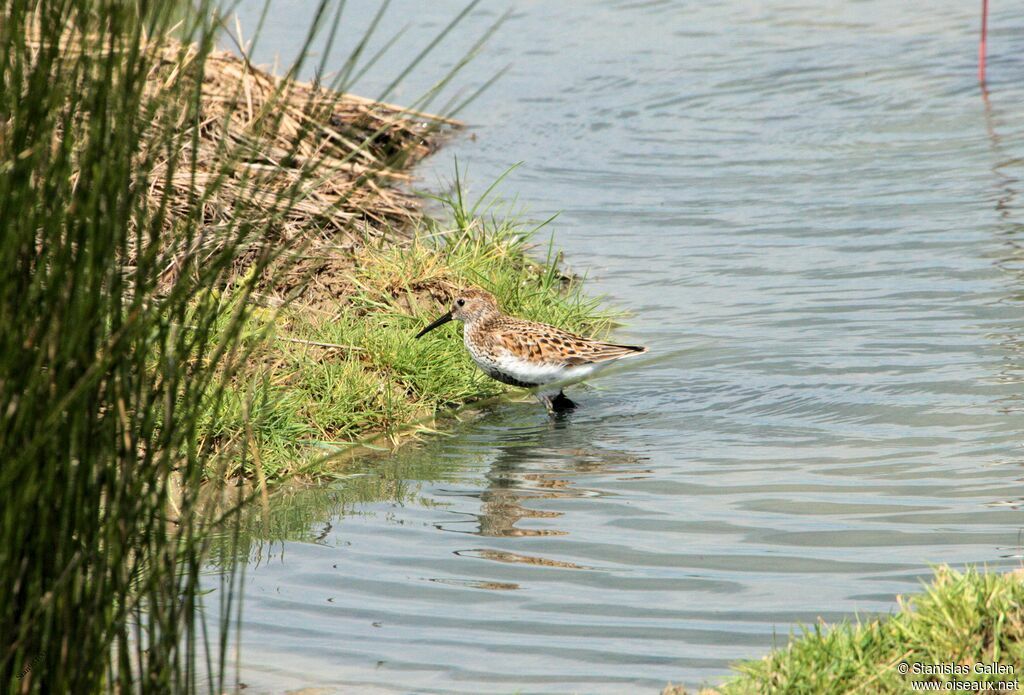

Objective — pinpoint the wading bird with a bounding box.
[415,288,647,413]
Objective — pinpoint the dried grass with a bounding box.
[144,38,457,305]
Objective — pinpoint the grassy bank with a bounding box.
[666,567,1024,695]
[1,0,510,691]
[199,186,610,481]
[132,21,610,485]
[3,0,609,687]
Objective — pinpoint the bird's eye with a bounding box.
[457,298,465,307]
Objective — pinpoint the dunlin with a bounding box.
[415,288,647,413]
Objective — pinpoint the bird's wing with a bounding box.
[489,317,647,367]
[563,341,648,365]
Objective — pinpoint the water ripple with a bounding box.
[224,0,1024,692]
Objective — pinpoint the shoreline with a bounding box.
[185,45,610,483]
[165,36,1023,695]
[665,566,1023,694]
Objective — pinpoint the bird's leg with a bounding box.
[551,390,577,413]
[536,389,577,415]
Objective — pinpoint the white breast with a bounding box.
[492,352,571,385]
[467,341,601,388]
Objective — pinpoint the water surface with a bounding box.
[225,1,1024,692]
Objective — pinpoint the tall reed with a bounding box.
[0,1,481,691]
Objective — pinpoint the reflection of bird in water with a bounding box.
[416,287,647,413]
[469,422,649,539]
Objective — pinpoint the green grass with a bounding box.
[0,0,492,691]
[707,567,1024,694]
[0,4,267,691]
[200,184,612,481]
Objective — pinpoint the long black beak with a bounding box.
[415,311,453,339]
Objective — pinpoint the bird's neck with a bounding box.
[463,312,499,340]
[464,310,500,330]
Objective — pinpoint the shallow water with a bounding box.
[225,1,1024,692]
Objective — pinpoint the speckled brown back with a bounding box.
[467,315,647,366]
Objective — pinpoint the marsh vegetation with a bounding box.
[0,0,567,691]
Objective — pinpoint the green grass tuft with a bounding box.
[714,567,1024,695]
[200,183,614,481]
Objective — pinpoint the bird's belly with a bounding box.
[470,350,597,389]
[467,352,538,387]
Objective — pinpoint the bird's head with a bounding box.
[415,287,500,338]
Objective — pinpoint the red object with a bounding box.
[979,0,989,84]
